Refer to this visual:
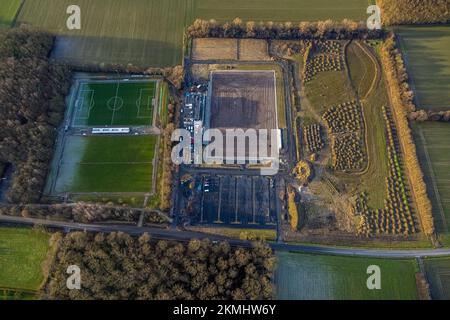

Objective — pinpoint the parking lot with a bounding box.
[186,174,278,227]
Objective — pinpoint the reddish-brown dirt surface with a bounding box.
[209,71,278,130]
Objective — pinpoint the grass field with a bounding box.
[412,122,450,237]
[347,41,375,99]
[341,41,390,209]
[0,0,21,26]
[55,135,157,193]
[303,41,389,209]
[275,252,419,300]
[424,257,450,300]
[397,26,450,110]
[16,0,369,67]
[158,81,170,126]
[305,68,356,115]
[72,80,157,127]
[189,226,277,241]
[0,227,50,294]
[17,0,196,67]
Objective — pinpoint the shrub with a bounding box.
[304,124,324,153]
[292,161,312,183]
[288,191,299,231]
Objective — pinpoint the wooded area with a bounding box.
[0,27,71,203]
[43,232,275,300]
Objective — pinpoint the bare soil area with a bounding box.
[192,38,238,60]
[239,39,271,61]
[210,71,277,130]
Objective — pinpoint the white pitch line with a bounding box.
[136,88,155,119]
[79,161,154,165]
[110,80,121,126]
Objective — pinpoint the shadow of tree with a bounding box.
[52,35,180,68]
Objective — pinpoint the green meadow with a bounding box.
[0,227,50,295]
[0,0,22,27]
[275,252,419,300]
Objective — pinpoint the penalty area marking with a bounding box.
[73,89,95,121]
[136,88,155,119]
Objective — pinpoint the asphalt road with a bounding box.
[2,215,450,258]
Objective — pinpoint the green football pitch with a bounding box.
[55,135,158,193]
[72,80,158,127]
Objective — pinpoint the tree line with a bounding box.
[187,18,384,40]
[42,232,275,300]
[157,83,181,212]
[409,110,450,122]
[381,34,435,237]
[0,203,170,224]
[66,63,184,90]
[379,0,449,25]
[0,27,71,203]
[159,121,177,212]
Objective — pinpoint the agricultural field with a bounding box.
[412,122,450,239]
[195,0,369,22]
[72,80,158,127]
[424,257,450,300]
[192,38,270,61]
[239,39,270,61]
[396,25,450,110]
[54,135,158,193]
[17,0,196,67]
[275,252,419,300]
[0,227,50,297]
[16,0,370,67]
[192,38,238,60]
[0,0,21,27]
